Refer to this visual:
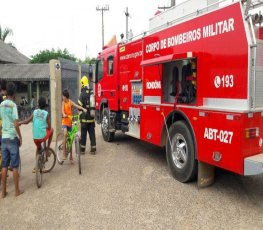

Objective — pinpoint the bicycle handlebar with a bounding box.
[62,114,80,123]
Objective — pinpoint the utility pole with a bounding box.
[125,7,130,40]
[85,44,87,60]
[96,5,109,48]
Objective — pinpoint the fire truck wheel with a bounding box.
[101,107,115,142]
[166,121,197,183]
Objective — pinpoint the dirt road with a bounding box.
[1,124,263,229]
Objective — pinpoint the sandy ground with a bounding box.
[0,123,263,229]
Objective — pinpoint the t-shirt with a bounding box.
[0,99,18,139]
[33,109,48,139]
[62,99,72,127]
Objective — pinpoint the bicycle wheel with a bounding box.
[75,134,81,175]
[36,153,43,188]
[56,132,66,165]
[43,148,56,173]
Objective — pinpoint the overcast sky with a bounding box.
[0,0,187,60]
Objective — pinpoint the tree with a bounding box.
[78,57,96,64]
[30,48,77,63]
[0,25,13,42]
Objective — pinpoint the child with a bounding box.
[19,97,53,173]
[0,82,23,198]
[0,79,7,146]
[62,89,86,162]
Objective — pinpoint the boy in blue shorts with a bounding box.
[0,82,23,198]
[19,97,53,172]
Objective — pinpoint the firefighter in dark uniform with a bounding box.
[78,76,96,154]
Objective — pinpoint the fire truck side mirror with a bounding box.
[94,61,99,84]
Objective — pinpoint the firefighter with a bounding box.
[78,76,96,154]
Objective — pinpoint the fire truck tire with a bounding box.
[166,121,197,183]
[101,107,115,142]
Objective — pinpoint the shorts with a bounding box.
[62,125,72,132]
[2,137,20,168]
[34,128,53,150]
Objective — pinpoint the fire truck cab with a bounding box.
[95,0,263,186]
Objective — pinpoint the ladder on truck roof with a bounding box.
[148,0,263,34]
[247,0,263,9]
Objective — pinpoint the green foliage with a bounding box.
[78,57,96,64]
[0,25,13,42]
[30,48,77,63]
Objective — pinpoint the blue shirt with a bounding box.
[0,99,18,139]
[33,109,48,139]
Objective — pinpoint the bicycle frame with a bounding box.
[36,138,56,188]
[66,114,80,151]
[56,113,82,174]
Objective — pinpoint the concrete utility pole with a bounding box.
[96,5,109,48]
[85,44,87,60]
[125,7,130,40]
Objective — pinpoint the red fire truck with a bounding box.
[94,0,263,186]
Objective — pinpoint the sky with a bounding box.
[0,0,186,60]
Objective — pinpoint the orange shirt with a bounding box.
[62,99,72,127]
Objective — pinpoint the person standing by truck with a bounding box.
[78,76,96,155]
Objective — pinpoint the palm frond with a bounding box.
[0,25,13,42]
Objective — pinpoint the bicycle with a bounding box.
[35,140,56,188]
[55,114,82,175]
